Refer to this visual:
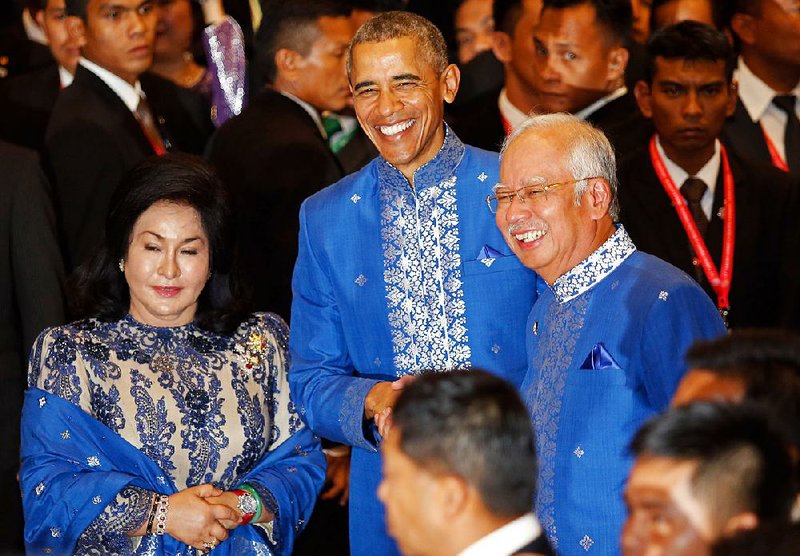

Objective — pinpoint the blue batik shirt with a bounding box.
[289,126,538,556]
[523,226,726,555]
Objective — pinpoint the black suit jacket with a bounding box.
[449,87,505,152]
[720,101,798,175]
[0,140,64,488]
[207,88,344,321]
[0,21,53,79]
[586,91,640,138]
[618,144,800,329]
[45,65,213,270]
[0,63,60,151]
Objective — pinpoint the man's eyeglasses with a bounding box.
[485,177,601,213]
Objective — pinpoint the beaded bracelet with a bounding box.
[145,492,159,535]
[239,484,263,523]
[153,495,170,536]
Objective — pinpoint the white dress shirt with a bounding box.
[655,135,720,220]
[79,57,144,112]
[498,88,531,133]
[735,57,800,165]
[458,513,544,556]
[575,86,628,121]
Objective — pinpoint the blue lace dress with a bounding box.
[20,312,324,555]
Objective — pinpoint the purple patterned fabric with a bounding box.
[202,16,247,127]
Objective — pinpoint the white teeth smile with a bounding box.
[514,230,546,243]
[378,119,415,136]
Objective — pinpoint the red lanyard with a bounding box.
[760,124,789,172]
[500,113,512,136]
[137,121,167,156]
[649,136,735,323]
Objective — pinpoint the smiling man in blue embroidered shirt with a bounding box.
[288,11,538,556]
[493,113,726,555]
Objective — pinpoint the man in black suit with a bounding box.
[0,140,65,555]
[0,1,53,80]
[46,0,213,271]
[532,0,637,137]
[619,21,800,329]
[0,0,79,151]
[208,0,351,321]
[450,0,542,152]
[723,0,800,174]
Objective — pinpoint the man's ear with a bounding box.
[586,177,612,220]
[275,48,305,81]
[34,9,46,31]
[437,474,470,519]
[634,80,653,119]
[730,13,756,46]
[67,16,86,49]
[607,47,629,83]
[441,63,461,104]
[722,512,758,535]
[725,80,738,117]
[492,31,513,63]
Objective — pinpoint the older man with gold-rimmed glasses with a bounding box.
[494,112,726,555]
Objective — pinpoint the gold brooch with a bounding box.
[236,332,268,370]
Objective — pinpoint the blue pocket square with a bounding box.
[580,343,621,370]
[476,244,505,260]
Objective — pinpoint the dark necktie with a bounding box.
[135,97,166,154]
[772,94,800,172]
[681,177,709,238]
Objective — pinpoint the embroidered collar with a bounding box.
[552,225,636,303]
[377,124,466,191]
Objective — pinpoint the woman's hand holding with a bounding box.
[204,491,243,529]
[165,484,240,550]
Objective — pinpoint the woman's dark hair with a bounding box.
[68,153,248,334]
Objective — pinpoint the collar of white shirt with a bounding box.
[498,88,531,133]
[59,66,74,89]
[279,90,327,138]
[574,86,627,121]
[735,58,800,121]
[79,58,144,113]
[458,513,543,556]
[655,135,720,220]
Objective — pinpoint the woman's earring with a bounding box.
[118,259,125,273]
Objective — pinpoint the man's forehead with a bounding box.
[629,456,698,491]
[91,0,149,9]
[653,57,728,81]
[538,2,598,37]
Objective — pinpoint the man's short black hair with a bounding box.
[648,0,728,33]
[541,0,632,45]
[685,329,800,448]
[64,0,89,19]
[392,369,537,517]
[254,0,352,85]
[493,0,524,36]
[643,20,735,83]
[631,402,795,527]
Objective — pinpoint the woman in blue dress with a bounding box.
[20,154,324,555]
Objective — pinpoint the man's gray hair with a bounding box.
[346,11,449,80]
[500,113,620,220]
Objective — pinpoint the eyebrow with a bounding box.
[353,73,422,91]
[142,231,205,244]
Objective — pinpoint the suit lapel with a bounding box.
[722,102,771,164]
[74,65,156,155]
